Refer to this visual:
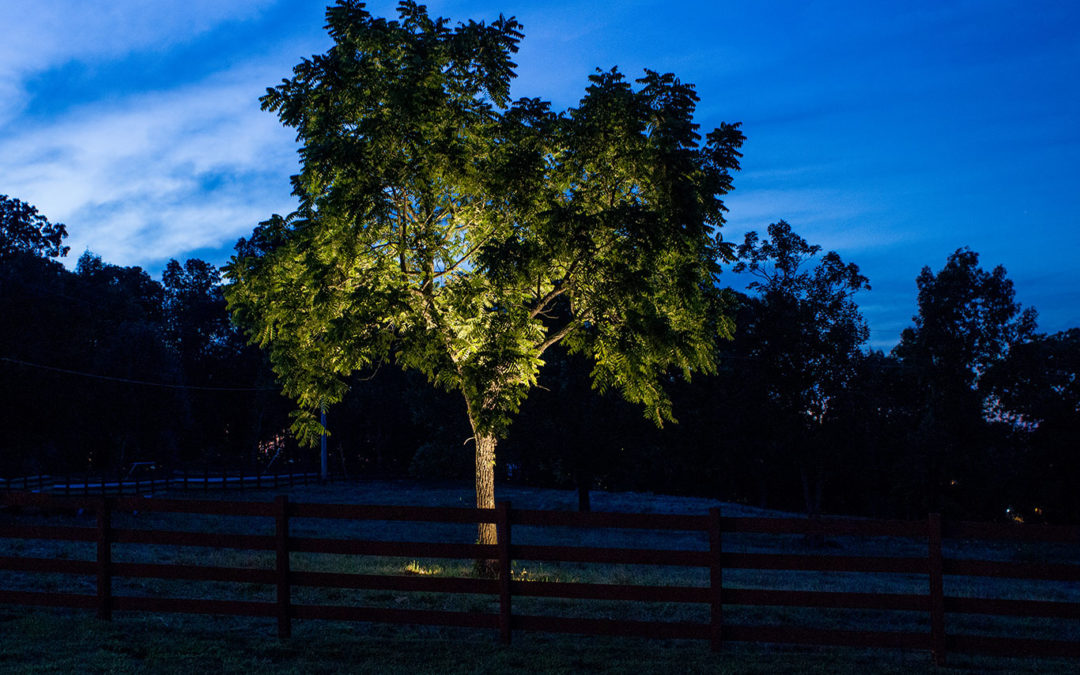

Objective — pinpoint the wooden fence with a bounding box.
[1,491,1078,666]
[0,470,322,496]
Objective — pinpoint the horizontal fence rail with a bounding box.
[1,491,1078,665]
[0,471,322,497]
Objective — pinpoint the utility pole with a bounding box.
[320,407,328,481]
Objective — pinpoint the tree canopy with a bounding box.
[0,195,69,262]
[225,0,744,538]
[895,247,1036,391]
[733,220,870,424]
[732,220,870,517]
[892,248,1037,514]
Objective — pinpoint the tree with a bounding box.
[824,350,920,518]
[0,195,69,262]
[504,343,648,512]
[732,221,871,518]
[893,247,1037,515]
[226,1,743,546]
[984,329,1080,522]
[895,248,1036,392]
[162,260,230,379]
[163,259,258,463]
[74,252,182,470]
[0,247,78,475]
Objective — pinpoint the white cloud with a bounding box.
[0,0,275,69]
[0,64,300,267]
[0,0,278,123]
[723,186,907,251]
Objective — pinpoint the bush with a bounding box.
[408,440,472,480]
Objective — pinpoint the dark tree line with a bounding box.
[501,227,1078,524]
[0,195,294,477]
[3,193,1076,523]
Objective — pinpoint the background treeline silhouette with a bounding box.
[2,195,1077,523]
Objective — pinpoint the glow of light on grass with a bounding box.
[403,560,442,576]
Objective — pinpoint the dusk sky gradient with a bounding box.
[2,0,1077,349]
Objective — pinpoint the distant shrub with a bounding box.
[408,441,472,480]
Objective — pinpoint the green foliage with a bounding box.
[226,0,743,459]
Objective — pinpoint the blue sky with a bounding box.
[2,0,1077,349]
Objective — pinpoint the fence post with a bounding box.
[496,501,512,644]
[709,507,724,652]
[96,497,112,621]
[928,512,946,665]
[275,495,292,638]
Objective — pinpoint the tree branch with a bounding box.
[536,320,580,356]
[529,285,567,319]
[434,226,498,279]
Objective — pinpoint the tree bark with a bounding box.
[474,431,498,544]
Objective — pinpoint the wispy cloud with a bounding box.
[2,0,1076,348]
[0,0,277,124]
[0,65,299,267]
[723,183,915,255]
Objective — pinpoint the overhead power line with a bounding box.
[0,356,279,392]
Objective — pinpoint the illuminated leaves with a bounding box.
[226,1,742,448]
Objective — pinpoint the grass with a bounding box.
[1,608,1073,674]
[2,479,1079,673]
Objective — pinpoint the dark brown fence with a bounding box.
[0,470,321,496]
[1,491,1078,665]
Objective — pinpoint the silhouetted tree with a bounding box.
[163,259,254,463]
[825,350,919,517]
[0,250,78,474]
[732,221,870,518]
[893,248,1037,516]
[984,329,1080,522]
[2,245,186,476]
[74,253,182,469]
[0,195,69,262]
[505,344,649,511]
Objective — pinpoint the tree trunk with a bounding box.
[576,468,592,513]
[474,431,498,574]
